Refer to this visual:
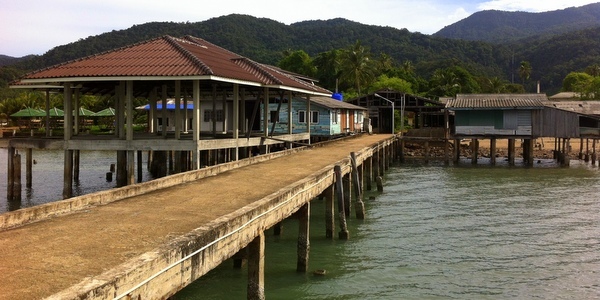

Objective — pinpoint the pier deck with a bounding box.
[0,134,391,299]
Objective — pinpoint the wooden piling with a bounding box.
[137,151,143,183]
[592,139,597,166]
[454,139,461,164]
[471,138,478,165]
[490,138,496,165]
[334,165,349,240]
[424,141,430,164]
[7,147,14,200]
[296,203,310,272]
[579,138,584,160]
[376,176,383,192]
[247,232,265,300]
[63,150,73,199]
[351,152,365,219]
[343,173,351,217]
[399,139,405,163]
[365,156,372,191]
[26,148,32,188]
[12,152,21,201]
[508,139,515,166]
[585,139,590,162]
[325,184,335,239]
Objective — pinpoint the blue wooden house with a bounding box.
[262,96,367,138]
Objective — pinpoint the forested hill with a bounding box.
[3,13,600,94]
[434,2,600,43]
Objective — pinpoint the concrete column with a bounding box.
[247,232,265,300]
[161,84,168,138]
[296,202,310,272]
[325,184,335,239]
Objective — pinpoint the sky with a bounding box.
[1,0,599,57]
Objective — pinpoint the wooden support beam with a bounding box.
[325,184,335,239]
[334,165,349,240]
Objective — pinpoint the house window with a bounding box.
[298,110,306,123]
[270,111,279,123]
[215,110,224,122]
[204,110,212,122]
[332,110,338,124]
[311,111,319,124]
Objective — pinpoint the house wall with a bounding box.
[454,109,533,136]
[532,107,580,138]
[262,102,342,136]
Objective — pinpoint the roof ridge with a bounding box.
[233,57,283,85]
[164,36,214,75]
[182,35,241,58]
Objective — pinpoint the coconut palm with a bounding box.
[338,40,377,96]
[518,61,532,85]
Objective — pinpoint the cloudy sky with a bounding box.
[1,0,598,57]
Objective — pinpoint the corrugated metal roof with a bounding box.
[298,96,367,110]
[446,94,548,109]
[547,101,600,115]
[18,35,331,95]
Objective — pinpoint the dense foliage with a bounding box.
[2,12,600,119]
[434,3,600,43]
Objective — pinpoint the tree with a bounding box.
[278,50,316,77]
[369,75,413,94]
[562,72,592,92]
[518,61,532,85]
[338,40,377,96]
[313,49,342,92]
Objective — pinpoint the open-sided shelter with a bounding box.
[10,35,332,194]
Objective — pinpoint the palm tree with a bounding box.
[518,61,532,85]
[338,40,376,95]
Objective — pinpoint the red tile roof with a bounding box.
[19,35,331,95]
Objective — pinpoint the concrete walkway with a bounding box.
[0,134,392,299]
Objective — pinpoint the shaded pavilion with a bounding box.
[9,35,331,199]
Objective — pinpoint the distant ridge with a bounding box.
[434,3,600,43]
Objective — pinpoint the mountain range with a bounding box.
[2,3,600,95]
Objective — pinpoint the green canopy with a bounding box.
[91,107,115,117]
[45,107,64,117]
[73,107,96,116]
[10,107,45,117]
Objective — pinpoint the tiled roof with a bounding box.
[18,35,330,95]
[446,94,548,109]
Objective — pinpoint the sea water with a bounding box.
[1,150,598,299]
[175,161,600,299]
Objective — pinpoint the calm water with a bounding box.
[1,150,599,299]
[0,149,153,213]
[176,160,600,299]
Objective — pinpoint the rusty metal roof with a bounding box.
[446,94,548,110]
[296,96,367,110]
[18,35,330,95]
